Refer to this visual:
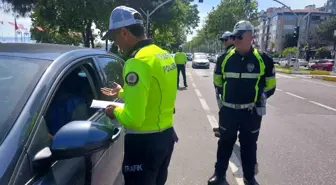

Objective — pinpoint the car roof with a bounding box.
[0,43,107,61]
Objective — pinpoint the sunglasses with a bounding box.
[233,35,243,40]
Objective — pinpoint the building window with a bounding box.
[283,25,295,30]
[311,16,320,21]
[284,15,295,21]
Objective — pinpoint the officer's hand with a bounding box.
[105,105,116,119]
[101,82,121,97]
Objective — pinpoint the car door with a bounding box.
[89,56,125,185]
[23,57,123,185]
[23,59,99,185]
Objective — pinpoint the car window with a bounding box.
[97,57,123,87]
[0,56,51,144]
[194,55,208,59]
[97,57,124,102]
[45,61,97,137]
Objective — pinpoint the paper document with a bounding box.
[90,99,124,109]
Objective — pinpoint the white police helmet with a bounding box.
[232,20,254,36]
[219,31,233,40]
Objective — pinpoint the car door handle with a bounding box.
[111,127,122,142]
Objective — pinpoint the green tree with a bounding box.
[282,47,296,57]
[188,0,258,52]
[30,0,124,47]
[315,47,331,59]
[316,17,336,42]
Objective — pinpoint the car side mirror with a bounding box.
[32,120,122,171]
[51,120,122,160]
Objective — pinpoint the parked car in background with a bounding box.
[273,58,280,65]
[279,58,307,67]
[208,54,217,63]
[310,59,334,71]
[298,59,308,67]
[192,53,210,69]
[186,53,193,61]
[0,43,124,185]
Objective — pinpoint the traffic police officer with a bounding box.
[174,48,188,88]
[213,31,235,137]
[208,20,276,185]
[103,6,178,185]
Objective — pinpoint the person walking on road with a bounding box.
[102,6,178,185]
[174,48,188,88]
[208,20,276,185]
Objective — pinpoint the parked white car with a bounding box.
[279,58,308,67]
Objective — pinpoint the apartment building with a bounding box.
[325,0,336,13]
[255,6,334,52]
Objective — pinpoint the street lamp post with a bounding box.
[272,0,301,71]
[140,0,174,37]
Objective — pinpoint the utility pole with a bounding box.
[140,0,203,38]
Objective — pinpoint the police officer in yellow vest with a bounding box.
[208,20,276,185]
[174,48,188,88]
[103,6,178,185]
[214,31,235,111]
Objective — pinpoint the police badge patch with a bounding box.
[247,63,255,72]
[125,72,139,86]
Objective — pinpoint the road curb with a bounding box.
[309,71,330,75]
[275,68,332,75]
[275,68,291,74]
[311,75,336,82]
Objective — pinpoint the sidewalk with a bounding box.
[275,68,336,82]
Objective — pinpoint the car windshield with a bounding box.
[0,56,50,144]
[194,55,208,59]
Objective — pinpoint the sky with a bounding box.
[0,0,327,40]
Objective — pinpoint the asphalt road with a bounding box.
[166,62,336,185]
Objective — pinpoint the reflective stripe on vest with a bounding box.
[221,48,266,102]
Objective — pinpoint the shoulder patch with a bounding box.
[125,72,139,86]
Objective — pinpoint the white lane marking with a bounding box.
[194,89,202,97]
[293,75,311,79]
[206,115,218,129]
[309,101,336,112]
[302,79,336,88]
[199,98,210,111]
[0,76,13,80]
[190,76,244,185]
[276,88,283,92]
[285,92,305,100]
[229,156,245,185]
[276,73,296,79]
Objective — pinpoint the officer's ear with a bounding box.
[119,28,127,37]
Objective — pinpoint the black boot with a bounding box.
[208,173,229,185]
[243,178,259,185]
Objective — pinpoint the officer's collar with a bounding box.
[235,46,254,56]
[226,44,234,50]
[127,39,153,58]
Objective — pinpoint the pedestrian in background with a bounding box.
[174,47,188,88]
[102,6,178,185]
[208,20,276,185]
